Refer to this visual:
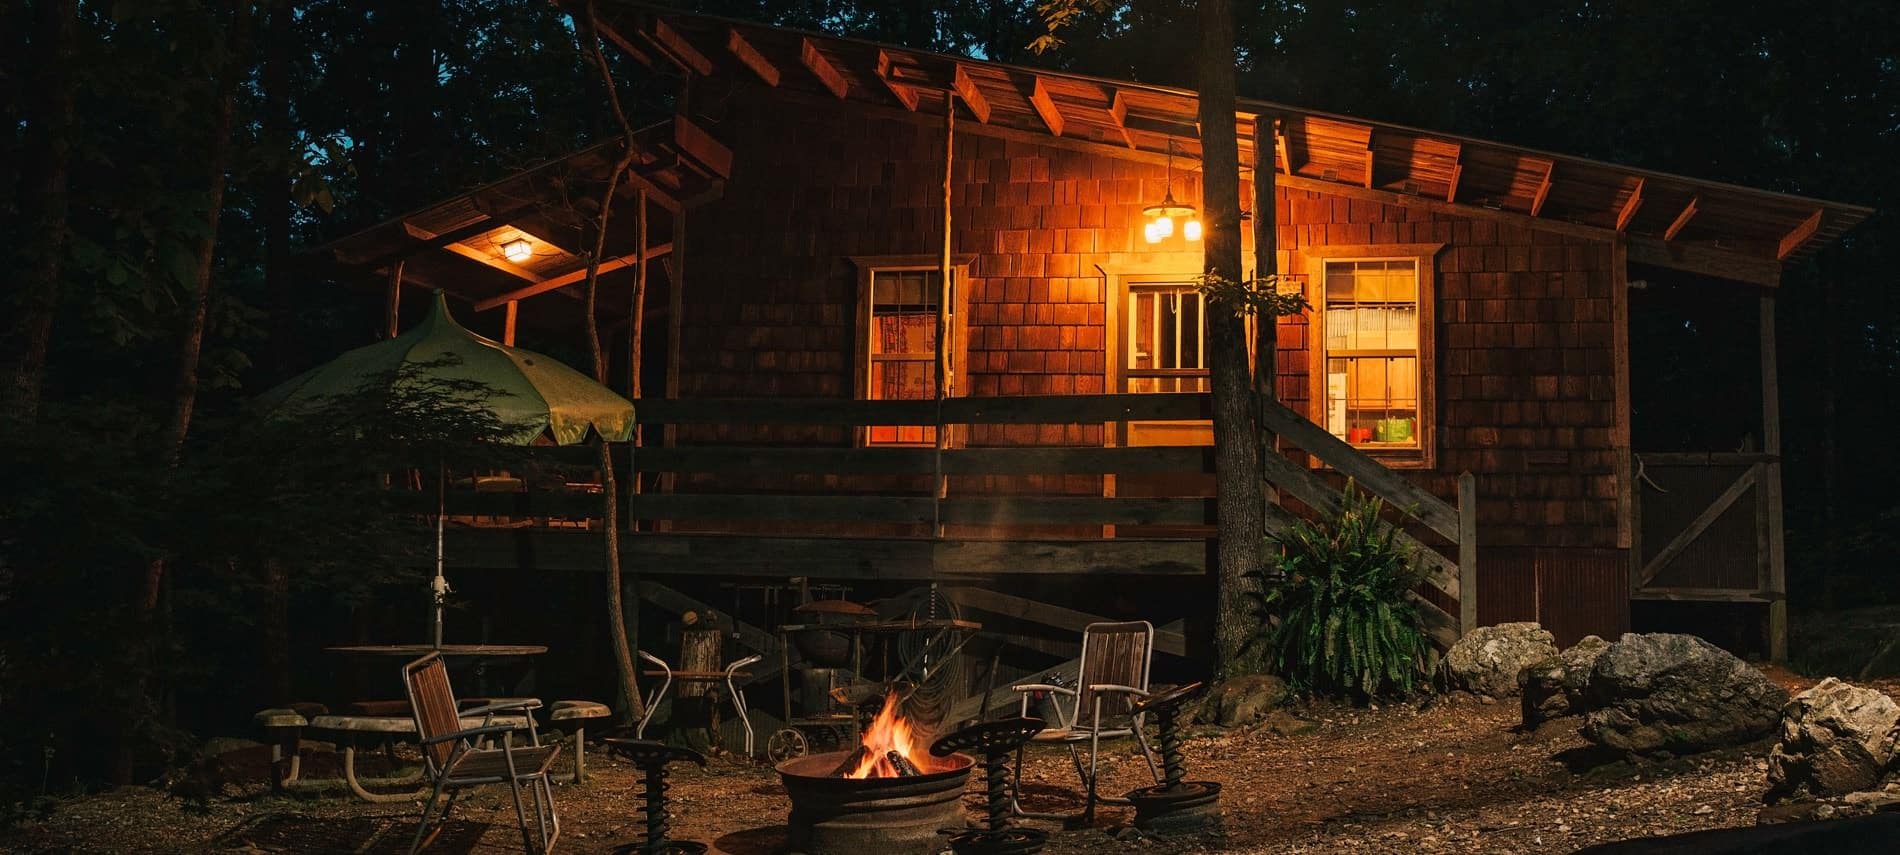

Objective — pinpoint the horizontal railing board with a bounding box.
[632,444,1215,476]
[631,494,937,524]
[630,494,1215,526]
[395,490,604,518]
[630,393,1212,426]
[441,529,1209,578]
[1636,451,1781,466]
[1256,397,1461,541]
[1260,456,1460,599]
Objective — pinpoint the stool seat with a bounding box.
[550,700,612,721]
[254,707,316,728]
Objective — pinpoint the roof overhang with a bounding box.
[585,1,1870,287]
[315,117,729,314]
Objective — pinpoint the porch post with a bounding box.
[1251,115,1279,508]
[1761,293,1787,662]
[934,90,955,537]
[502,300,518,346]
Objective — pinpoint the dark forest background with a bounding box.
[2,0,1895,791]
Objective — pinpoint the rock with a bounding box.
[1520,635,1612,727]
[1766,677,1900,800]
[1203,674,1289,727]
[1444,622,1558,699]
[1581,633,1788,755]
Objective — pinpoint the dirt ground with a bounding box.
[0,667,1846,854]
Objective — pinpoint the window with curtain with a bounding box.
[1322,259,1421,449]
[866,269,941,446]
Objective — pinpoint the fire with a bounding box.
[843,691,944,779]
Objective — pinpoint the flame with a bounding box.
[845,691,944,779]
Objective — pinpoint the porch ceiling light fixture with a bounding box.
[501,237,533,263]
[1143,138,1201,244]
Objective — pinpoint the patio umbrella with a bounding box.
[262,291,634,646]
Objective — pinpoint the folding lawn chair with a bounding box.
[403,652,561,853]
[1010,620,1162,823]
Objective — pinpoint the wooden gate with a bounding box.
[1631,451,1785,608]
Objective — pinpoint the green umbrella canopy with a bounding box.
[262,292,633,445]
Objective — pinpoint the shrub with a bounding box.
[1253,483,1433,698]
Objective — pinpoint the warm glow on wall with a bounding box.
[501,238,532,263]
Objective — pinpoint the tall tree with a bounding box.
[577,1,646,725]
[6,0,79,425]
[1194,0,1266,679]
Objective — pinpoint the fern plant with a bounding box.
[1253,483,1433,698]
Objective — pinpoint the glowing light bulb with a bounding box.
[502,239,532,263]
[1143,221,1163,244]
[1183,219,1203,241]
[1152,215,1174,239]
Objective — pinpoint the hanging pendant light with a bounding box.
[1143,138,1200,243]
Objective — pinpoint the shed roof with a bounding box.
[318,116,729,320]
[587,2,1869,286]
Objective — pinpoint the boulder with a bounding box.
[1520,635,1612,726]
[1202,674,1289,727]
[1581,633,1788,755]
[1445,622,1558,699]
[1766,678,1900,800]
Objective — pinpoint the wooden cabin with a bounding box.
[320,6,1868,713]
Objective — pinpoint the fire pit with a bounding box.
[776,692,975,854]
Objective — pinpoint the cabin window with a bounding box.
[1124,283,1209,393]
[866,269,943,446]
[1320,258,1425,453]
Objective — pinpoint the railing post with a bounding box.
[1457,471,1478,636]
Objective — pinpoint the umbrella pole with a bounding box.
[433,461,447,649]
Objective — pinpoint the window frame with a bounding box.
[1302,243,1443,470]
[1104,262,1217,448]
[849,254,974,448]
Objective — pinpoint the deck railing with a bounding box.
[624,392,1477,645]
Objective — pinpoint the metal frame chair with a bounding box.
[402,653,560,853]
[636,650,765,756]
[1009,620,1162,823]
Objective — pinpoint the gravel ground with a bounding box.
[5,667,1846,854]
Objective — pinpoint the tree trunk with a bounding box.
[5,0,78,425]
[262,0,293,377]
[1198,0,1266,679]
[117,0,252,786]
[579,1,647,724]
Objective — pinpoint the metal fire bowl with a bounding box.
[776,750,976,855]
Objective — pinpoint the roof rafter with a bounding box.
[1778,209,1823,260]
[1615,178,1645,233]
[1663,196,1699,241]
[952,64,990,123]
[1028,76,1064,137]
[643,18,713,76]
[875,50,919,111]
[1106,89,1136,149]
[1362,131,1376,189]
[799,37,848,98]
[1530,160,1554,216]
[724,27,779,86]
[1445,145,1463,203]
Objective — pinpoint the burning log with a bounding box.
[885,750,922,777]
[830,746,870,778]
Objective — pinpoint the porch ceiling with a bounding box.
[314,117,729,317]
[586,2,1870,279]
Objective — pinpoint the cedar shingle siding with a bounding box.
[677,91,1619,553]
